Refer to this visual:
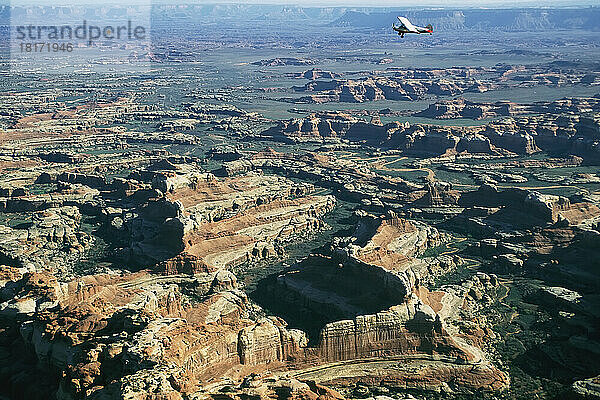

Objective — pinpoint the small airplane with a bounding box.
[393,16,433,38]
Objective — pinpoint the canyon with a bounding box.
[1,5,600,400]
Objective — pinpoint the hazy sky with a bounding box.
[5,0,600,6]
[5,0,600,8]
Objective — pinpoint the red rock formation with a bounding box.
[156,253,215,275]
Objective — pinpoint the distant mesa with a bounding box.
[284,64,599,104]
[252,58,316,67]
[285,68,340,80]
[259,97,600,162]
[414,96,600,120]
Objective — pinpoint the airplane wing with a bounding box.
[397,16,419,33]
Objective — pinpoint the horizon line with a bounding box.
[4,1,600,8]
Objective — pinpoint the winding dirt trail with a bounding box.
[496,278,521,334]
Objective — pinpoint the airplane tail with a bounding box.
[426,24,433,32]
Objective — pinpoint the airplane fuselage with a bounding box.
[393,26,433,37]
[393,17,433,38]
